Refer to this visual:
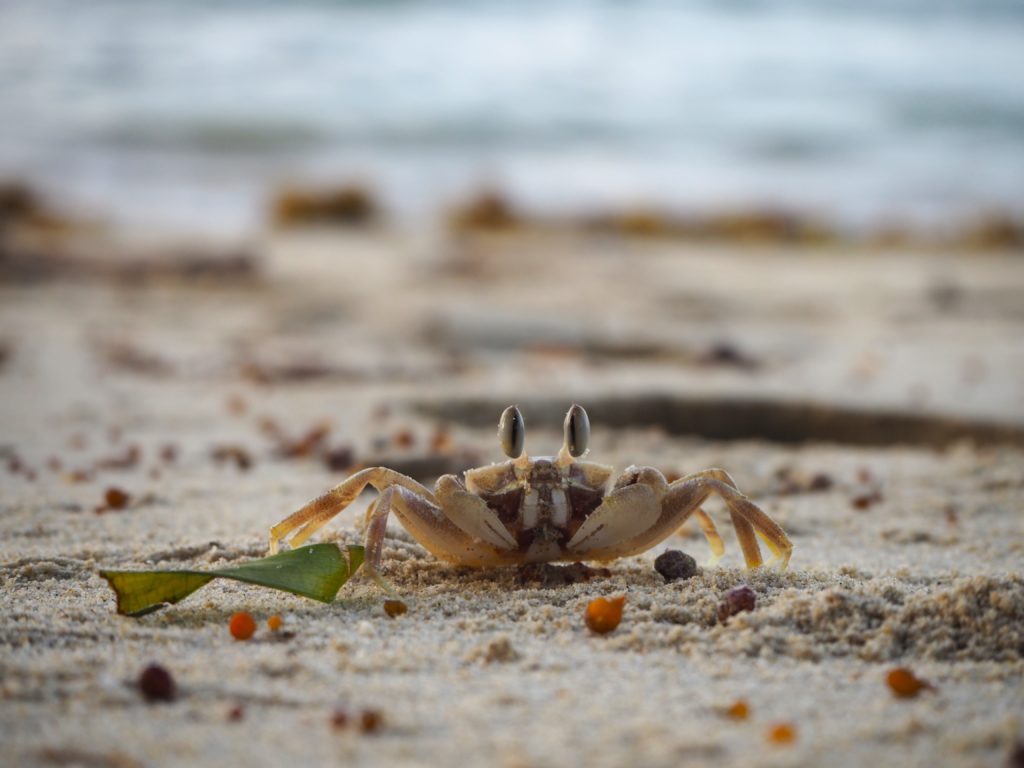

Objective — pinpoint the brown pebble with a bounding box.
[324,445,356,472]
[700,341,759,370]
[330,709,349,729]
[275,422,331,459]
[851,490,883,510]
[104,487,131,510]
[159,444,178,464]
[654,550,698,582]
[383,600,408,618]
[211,445,253,471]
[393,429,415,449]
[718,585,757,624]
[227,705,245,722]
[138,664,176,703]
[360,709,383,733]
[1006,741,1024,768]
[808,472,833,491]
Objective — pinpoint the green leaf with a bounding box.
[99,544,365,617]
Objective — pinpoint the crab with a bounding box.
[268,404,793,573]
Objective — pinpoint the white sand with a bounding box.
[1,230,1022,767]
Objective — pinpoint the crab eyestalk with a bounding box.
[557,404,590,465]
[498,405,526,460]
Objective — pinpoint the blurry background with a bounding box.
[2,6,1024,766]
[1,0,1023,237]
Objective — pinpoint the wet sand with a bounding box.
[1,228,1022,767]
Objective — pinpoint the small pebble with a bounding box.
[851,490,883,510]
[324,445,355,472]
[585,596,625,634]
[886,667,933,698]
[360,709,384,733]
[654,550,698,582]
[724,700,750,720]
[104,487,131,510]
[767,723,797,745]
[383,600,408,618]
[330,709,349,729]
[229,612,256,640]
[718,585,756,624]
[138,664,176,703]
[267,615,283,632]
[227,705,245,722]
[393,429,415,449]
[808,472,833,491]
[1006,741,1024,768]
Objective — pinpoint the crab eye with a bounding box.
[563,404,590,458]
[498,405,525,458]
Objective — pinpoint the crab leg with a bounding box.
[268,467,437,554]
[692,508,726,565]
[664,469,792,568]
[365,479,517,570]
[609,467,725,564]
[597,466,791,568]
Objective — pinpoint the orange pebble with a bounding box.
[886,667,932,698]
[229,612,256,640]
[767,723,797,745]
[267,615,283,632]
[725,700,750,720]
[584,595,625,634]
[430,428,453,453]
[393,429,415,449]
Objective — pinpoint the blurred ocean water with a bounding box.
[1,0,1022,234]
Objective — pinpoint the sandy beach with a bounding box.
[1,223,1022,767]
